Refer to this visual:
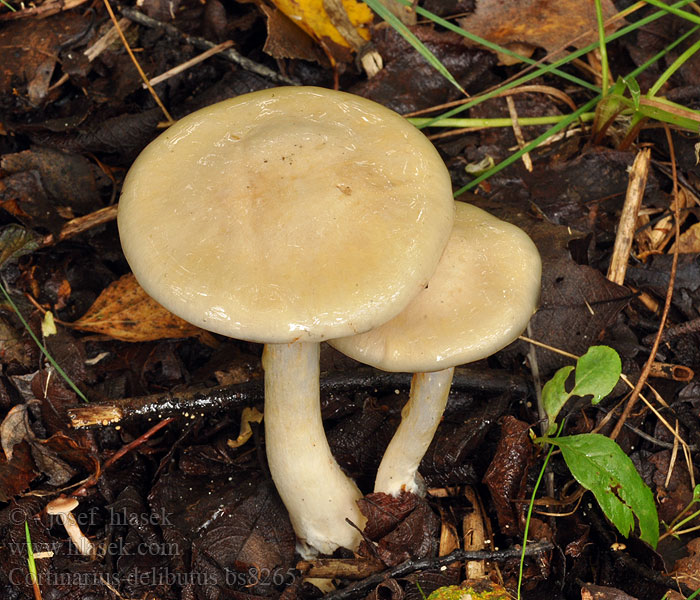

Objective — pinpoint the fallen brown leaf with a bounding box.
[70,273,214,343]
[459,0,622,60]
[0,441,38,502]
[358,491,440,566]
[670,537,700,593]
[482,415,532,537]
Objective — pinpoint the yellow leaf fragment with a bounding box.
[227,407,264,449]
[41,311,57,337]
[672,222,700,254]
[270,0,372,60]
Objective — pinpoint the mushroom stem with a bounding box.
[263,341,366,557]
[374,367,454,496]
[60,511,96,557]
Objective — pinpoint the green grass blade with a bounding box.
[641,0,700,25]
[427,6,698,193]
[409,113,596,128]
[25,521,37,581]
[419,0,695,127]
[404,1,600,92]
[0,281,88,402]
[684,587,700,600]
[595,0,610,96]
[362,0,466,94]
[637,96,700,131]
[518,421,564,599]
[454,95,600,195]
[648,33,700,97]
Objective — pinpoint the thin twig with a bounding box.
[505,95,532,171]
[606,148,651,284]
[102,0,174,124]
[145,41,234,88]
[72,417,175,497]
[610,130,680,441]
[321,542,553,600]
[643,316,700,345]
[42,205,118,246]
[0,0,87,20]
[647,361,694,382]
[119,6,299,86]
[84,17,132,62]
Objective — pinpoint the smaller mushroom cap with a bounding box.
[46,496,79,514]
[330,202,541,372]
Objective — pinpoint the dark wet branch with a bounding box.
[66,367,529,428]
[321,542,554,600]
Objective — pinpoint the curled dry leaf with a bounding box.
[1,402,99,488]
[0,404,31,461]
[482,415,532,537]
[1,147,99,216]
[358,491,440,566]
[70,273,215,344]
[670,537,700,592]
[226,407,263,449]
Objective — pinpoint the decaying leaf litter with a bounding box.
[1,0,700,597]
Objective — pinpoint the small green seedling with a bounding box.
[538,346,658,547]
[518,346,659,599]
[541,345,622,435]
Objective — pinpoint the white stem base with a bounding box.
[263,341,366,557]
[374,367,454,496]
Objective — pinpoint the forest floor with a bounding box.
[1,0,700,598]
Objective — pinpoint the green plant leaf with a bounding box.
[552,433,659,548]
[624,75,641,109]
[571,345,622,404]
[542,365,574,429]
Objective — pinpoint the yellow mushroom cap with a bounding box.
[118,87,455,343]
[330,202,542,372]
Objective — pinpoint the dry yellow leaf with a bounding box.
[70,273,214,343]
[270,0,373,63]
[227,407,264,449]
[672,222,700,254]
